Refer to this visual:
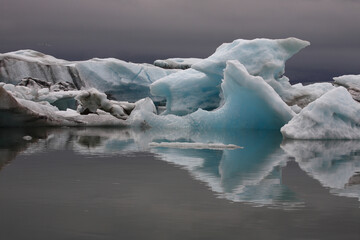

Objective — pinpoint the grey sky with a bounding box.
[1,0,359,82]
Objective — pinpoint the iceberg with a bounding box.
[0,83,147,127]
[0,50,85,89]
[192,38,309,80]
[75,58,177,102]
[0,50,177,102]
[334,74,360,102]
[281,87,360,139]
[151,37,333,115]
[1,38,359,138]
[131,60,295,130]
[150,69,221,115]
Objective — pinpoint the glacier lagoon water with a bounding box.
[0,127,360,239]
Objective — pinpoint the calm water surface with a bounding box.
[0,127,359,240]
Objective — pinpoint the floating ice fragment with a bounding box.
[22,136,32,141]
[333,74,360,102]
[281,87,360,139]
[149,142,243,150]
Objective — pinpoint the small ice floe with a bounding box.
[22,135,32,141]
[148,142,243,150]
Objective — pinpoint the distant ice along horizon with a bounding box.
[0,37,359,139]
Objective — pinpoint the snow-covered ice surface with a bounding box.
[281,87,360,139]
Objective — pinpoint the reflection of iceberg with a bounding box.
[0,128,57,170]
[282,140,360,201]
[149,129,303,208]
[5,126,360,207]
[3,127,302,208]
[20,128,141,155]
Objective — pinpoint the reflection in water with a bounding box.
[0,128,53,170]
[282,140,360,201]
[1,127,360,208]
[150,130,303,208]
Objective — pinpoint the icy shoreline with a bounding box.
[0,38,359,139]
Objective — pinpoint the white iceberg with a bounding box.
[75,58,177,102]
[0,50,85,89]
[0,50,177,103]
[334,74,360,90]
[0,84,151,127]
[281,87,360,139]
[334,74,360,102]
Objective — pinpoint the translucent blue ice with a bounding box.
[151,38,309,115]
[130,61,295,130]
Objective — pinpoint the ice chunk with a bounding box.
[150,69,221,115]
[192,38,309,80]
[0,86,129,127]
[149,142,242,150]
[334,74,360,90]
[131,61,295,130]
[2,82,81,110]
[22,135,32,141]
[75,88,133,120]
[151,38,315,115]
[0,50,177,103]
[194,37,333,108]
[75,58,178,102]
[277,81,335,108]
[18,77,52,89]
[0,50,85,89]
[154,58,202,69]
[281,87,360,139]
[0,86,69,126]
[334,74,360,102]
